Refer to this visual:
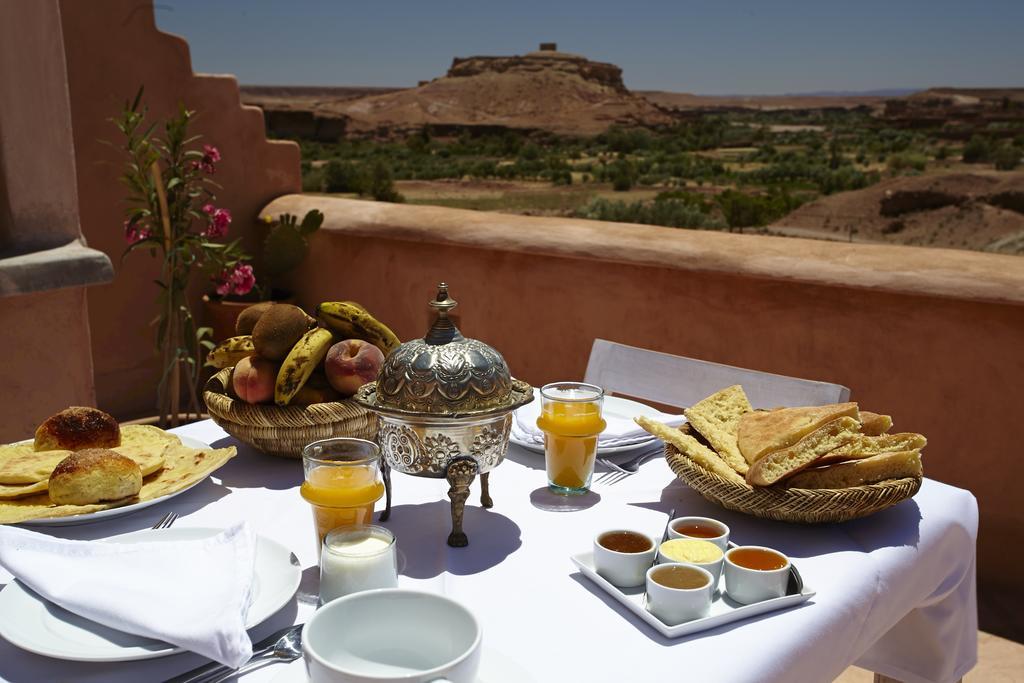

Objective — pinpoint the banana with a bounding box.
[315,302,401,355]
[275,327,334,406]
[206,336,256,369]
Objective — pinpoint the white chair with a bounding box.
[583,339,850,409]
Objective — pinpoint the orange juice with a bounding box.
[300,464,385,545]
[537,401,606,490]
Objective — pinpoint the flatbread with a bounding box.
[635,415,748,486]
[859,411,893,437]
[737,402,860,466]
[815,432,927,466]
[746,416,862,486]
[785,449,923,489]
[0,480,49,500]
[0,444,165,496]
[683,385,753,475]
[0,442,234,524]
[0,445,73,484]
[120,424,182,449]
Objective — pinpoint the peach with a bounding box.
[232,355,278,404]
[325,339,385,397]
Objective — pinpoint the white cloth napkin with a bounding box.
[511,394,685,446]
[0,522,257,668]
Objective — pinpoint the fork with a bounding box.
[152,512,178,529]
[594,444,664,485]
[165,624,304,683]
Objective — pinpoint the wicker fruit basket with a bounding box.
[204,368,378,459]
[665,443,921,524]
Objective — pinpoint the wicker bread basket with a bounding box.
[204,368,378,459]
[665,443,922,523]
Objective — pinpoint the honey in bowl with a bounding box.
[598,530,653,554]
[729,547,788,571]
[672,522,724,539]
[650,565,709,590]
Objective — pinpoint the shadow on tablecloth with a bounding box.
[379,501,522,579]
[209,437,304,490]
[630,480,923,557]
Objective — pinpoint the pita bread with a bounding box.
[786,449,922,489]
[635,416,748,486]
[0,441,234,524]
[737,402,860,466]
[745,416,861,486]
[683,385,752,475]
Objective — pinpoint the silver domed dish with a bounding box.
[355,283,533,547]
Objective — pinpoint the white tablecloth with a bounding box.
[0,420,977,683]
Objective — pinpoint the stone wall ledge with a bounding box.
[264,194,1024,307]
[0,240,113,297]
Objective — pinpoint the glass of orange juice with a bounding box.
[300,438,386,550]
[536,382,607,494]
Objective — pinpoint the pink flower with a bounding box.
[193,145,222,174]
[203,206,232,238]
[229,263,255,296]
[123,219,150,244]
[212,263,255,297]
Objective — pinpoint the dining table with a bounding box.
[0,418,978,683]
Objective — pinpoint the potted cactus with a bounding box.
[202,208,323,342]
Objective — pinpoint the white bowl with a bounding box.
[303,588,482,683]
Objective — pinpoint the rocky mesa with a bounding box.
[244,45,673,138]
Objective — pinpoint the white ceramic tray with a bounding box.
[570,551,815,638]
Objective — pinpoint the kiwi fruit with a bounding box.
[235,301,275,336]
[251,304,316,361]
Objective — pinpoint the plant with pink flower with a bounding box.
[111,88,254,425]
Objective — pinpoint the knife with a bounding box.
[164,623,303,683]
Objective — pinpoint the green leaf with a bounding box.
[299,209,324,235]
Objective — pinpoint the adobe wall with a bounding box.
[267,194,1024,616]
[59,0,301,418]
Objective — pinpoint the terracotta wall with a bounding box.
[266,194,1024,620]
[59,0,300,419]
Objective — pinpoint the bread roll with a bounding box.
[48,449,142,505]
[34,407,120,452]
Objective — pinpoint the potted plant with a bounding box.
[112,89,253,426]
[202,208,323,342]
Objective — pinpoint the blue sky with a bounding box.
[155,0,1024,94]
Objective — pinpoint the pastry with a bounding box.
[48,449,142,505]
[34,407,120,452]
[683,385,752,475]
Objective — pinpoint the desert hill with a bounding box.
[243,45,673,138]
[769,172,1024,254]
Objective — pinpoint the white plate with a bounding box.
[511,395,675,456]
[270,645,536,683]
[571,551,815,638]
[0,527,301,662]
[19,435,222,527]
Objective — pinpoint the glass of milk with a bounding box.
[319,525,398,604]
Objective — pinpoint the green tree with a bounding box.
[962,136,991,163]
[993,145,1021,171]
[323,160,364,193]
[367,161,404,203]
